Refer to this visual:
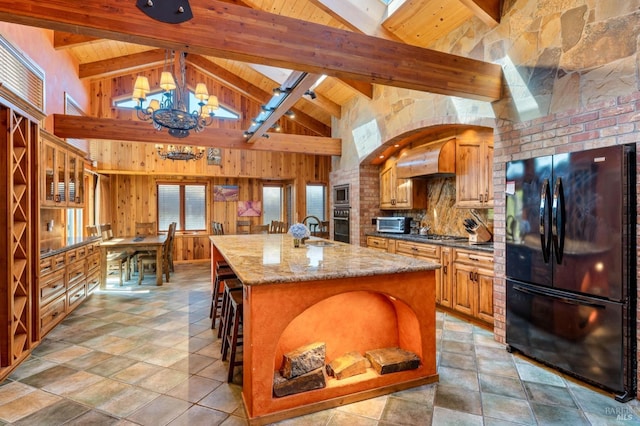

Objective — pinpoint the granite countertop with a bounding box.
[210,234,439,286]
[367,232,494,253]
[40,236,101,259]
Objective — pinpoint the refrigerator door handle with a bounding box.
[539,178,551,263]
[552,177,565,264]
[512,284,607,309]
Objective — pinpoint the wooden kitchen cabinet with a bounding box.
[455,132,494,208]
[0,96,42,371]
[380,159,426,210]
[37,241,101,339]
[41,130,85,208]
[438,247,453,308]
[366,236,390,252]
[452,248,494,325]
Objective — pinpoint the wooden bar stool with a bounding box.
[217,278,242,339]
[221,288,243,383]
[210,261,236,328]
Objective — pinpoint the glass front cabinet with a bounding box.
[40,130,84,208]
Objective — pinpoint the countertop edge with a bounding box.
[40,236,102,258]
[366,233,494,253]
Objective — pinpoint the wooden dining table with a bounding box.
[99,234,168,288]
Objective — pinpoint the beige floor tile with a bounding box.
[165,375,222,403]
[67,378,132,407]
[126,394,191,426]
[111,362,162,384]
[136,368,189,393]
[98,386,160,418]
[0,389,61,423]
[42,370,105,396]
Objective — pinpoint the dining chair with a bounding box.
[269,220,287,234]
[99,223,131,286]
[236,220,251,234]
[86,225,99,237]
[250,224,270,234]
[211,221,225,235]
[137,222,175,285]
[135,221,157,236]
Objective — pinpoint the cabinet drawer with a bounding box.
[396,241,440,259]
[367,236,388,250]
[86,242,99,255]
[76,245,87,260]
[454,249,494,268]
[66,248,80,264]
[67,260,86,288]
[67,282,87,311]
[39,269,66,306]
[40,253,66,275]
[40,294,66,335]
[87,269,100,294]
[87,252,100,273]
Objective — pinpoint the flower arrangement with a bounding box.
[288,223,311,239]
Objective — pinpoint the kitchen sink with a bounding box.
[304,240,335,247]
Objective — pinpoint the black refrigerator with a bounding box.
[505,144,636,401]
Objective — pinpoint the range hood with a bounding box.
[396,138,456,178]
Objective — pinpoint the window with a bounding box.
[66,209,83,240]
[263,185,283,225]
[306,184,326,220]
[158,183,206,232]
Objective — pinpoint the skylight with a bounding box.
[115,91,240,120]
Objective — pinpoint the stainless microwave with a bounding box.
[333,184,349,206]
[376,217,412,234]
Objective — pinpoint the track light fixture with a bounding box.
[284,110,295,119]
[272,87,291,96]
[272,122,282,132]
[304,89,317,100]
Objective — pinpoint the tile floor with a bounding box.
[0,262,639,425]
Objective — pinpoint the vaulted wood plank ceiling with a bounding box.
[0,0,502,155]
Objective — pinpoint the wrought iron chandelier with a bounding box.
[155,144,205,161]
[132,50,219,138]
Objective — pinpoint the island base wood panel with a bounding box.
[242,272,439,424]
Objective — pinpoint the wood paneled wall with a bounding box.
[108,171,329,263]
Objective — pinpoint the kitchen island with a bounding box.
[210,234,440,425]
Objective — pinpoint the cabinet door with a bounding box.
[380,165,395,208]
[452,262,474,317]
[68,155,77,204]
[476,267,494,324]
[43,141,56,205]
[456,139,483,207]
[394,177,412,208]
[439,248,453,308]
[483,140,494,205]
[56,147,67,204]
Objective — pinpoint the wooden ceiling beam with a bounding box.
[53,115,341,156]
[188,55,330,136]
[0,0,502,102]
[459,0,501,27]
[53,32,100,49]
[336,78,373,99]
[79,49,166,79]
